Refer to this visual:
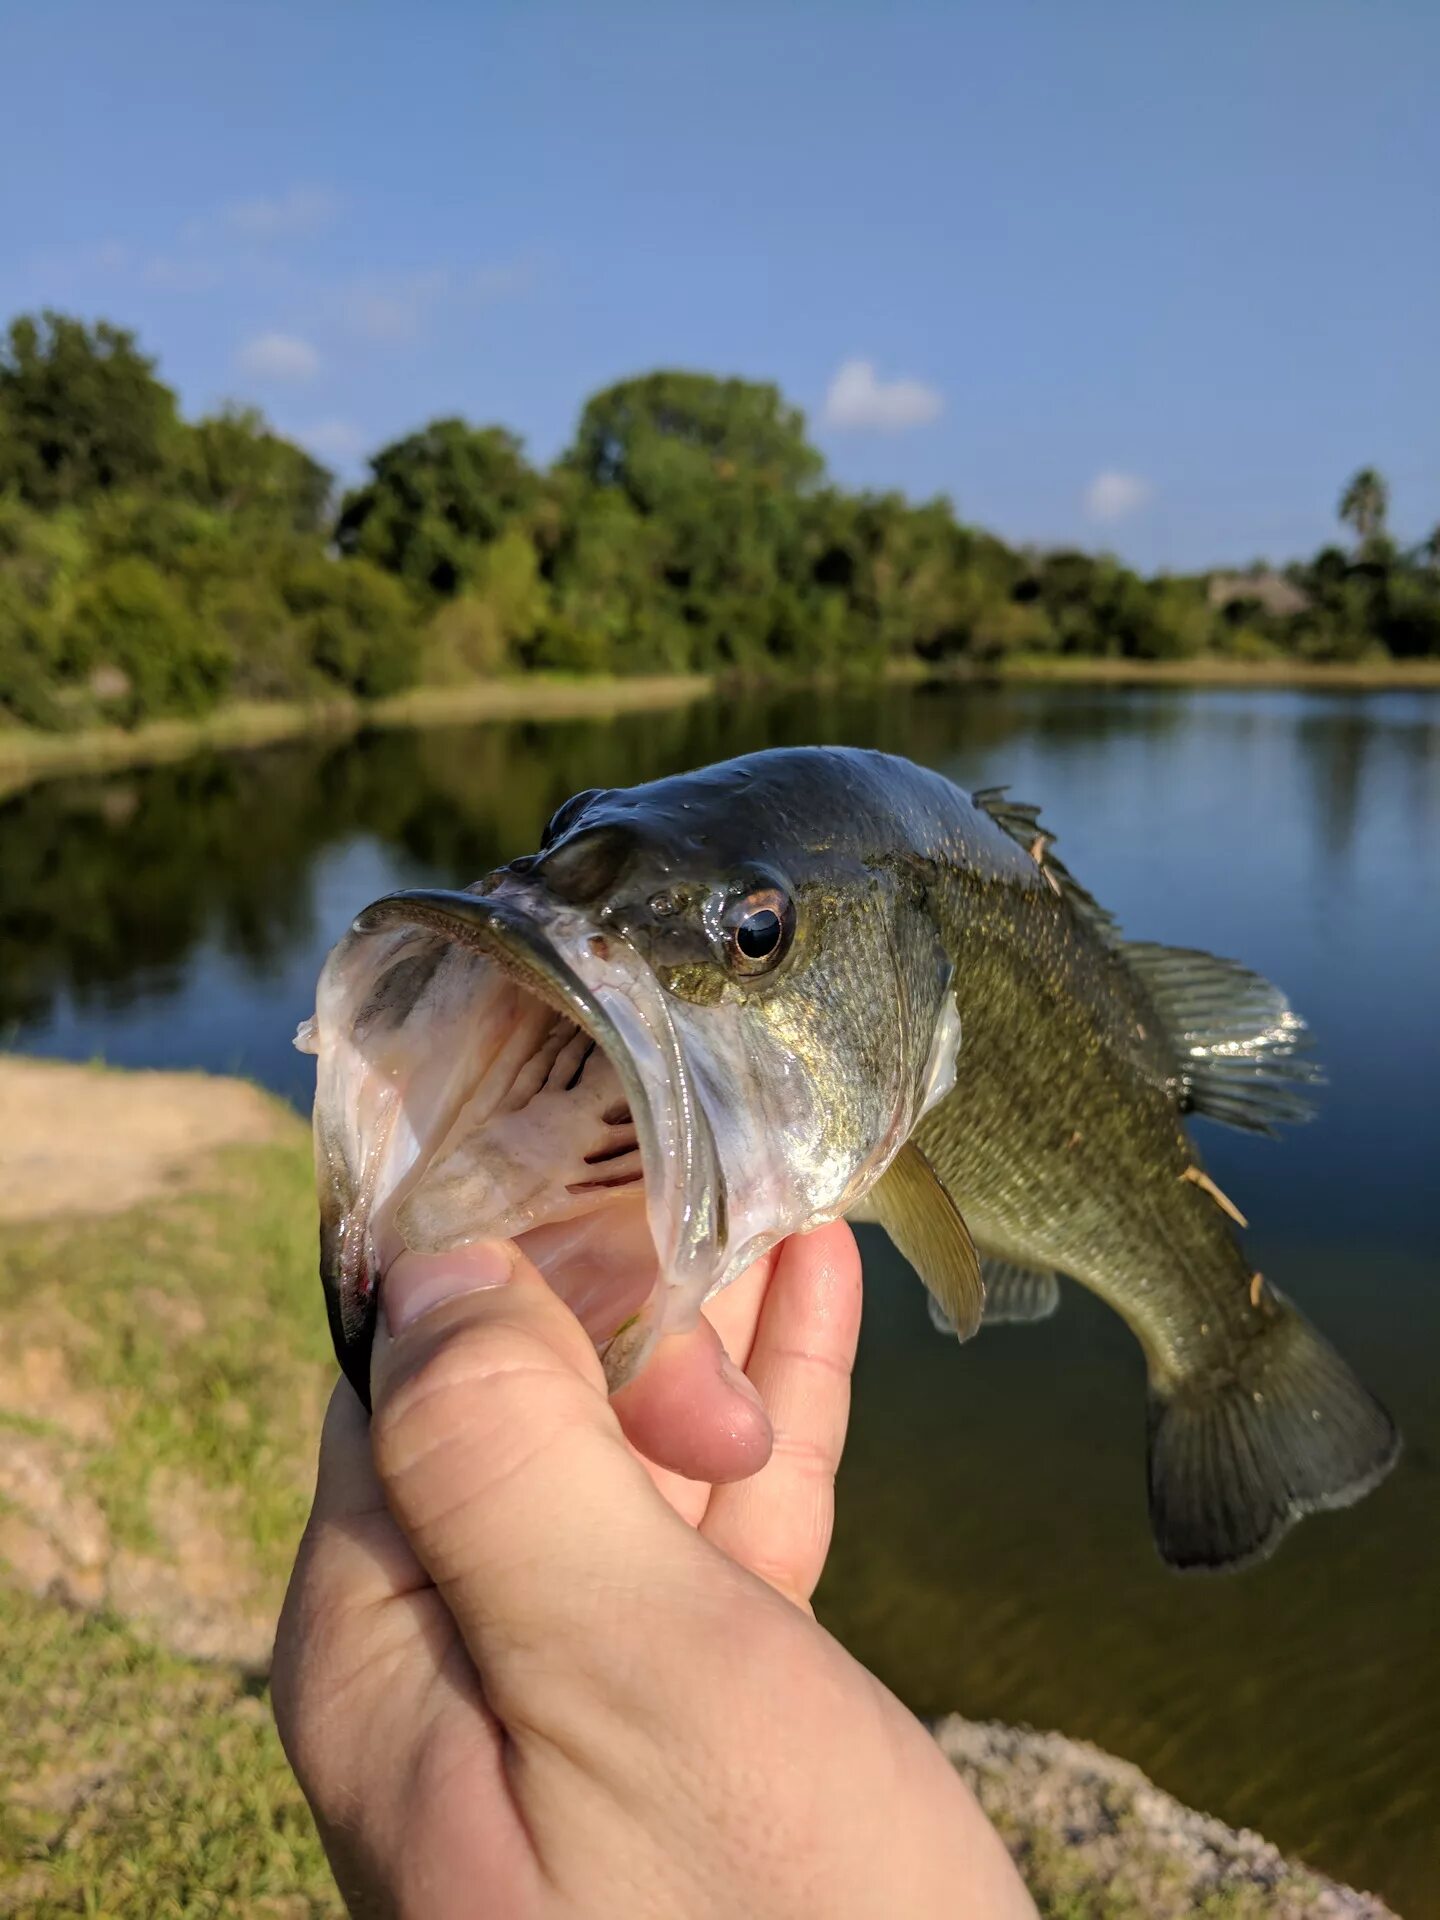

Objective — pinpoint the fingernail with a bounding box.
[718,1354,765,1410]
[384,1243,515,1336]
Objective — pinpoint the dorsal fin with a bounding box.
[1122,942,1323,1134]
[971,786,1120,943]
[972,786,1320,1136]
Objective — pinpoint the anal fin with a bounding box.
[980,1258,1061,1326]
[927,1257,1060,1337]
[864,1140,985,1342]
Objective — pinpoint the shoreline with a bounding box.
[0,672,714,795]
[2,655,1437,794]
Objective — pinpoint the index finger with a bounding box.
[699,1222,862,1607]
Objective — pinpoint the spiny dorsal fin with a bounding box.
[971,787,1321,1136]
[866,1140,985,1341]
[927,1257,1060,1337]
[971,786,1120,943]
[1123,941,1323,1134]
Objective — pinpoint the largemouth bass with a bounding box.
[300,747,1399,1570]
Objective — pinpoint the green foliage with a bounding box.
[0,311,181,507]
[568,369,823,507]
[183,404,333,532]
[336,417,539,596]
[422,527,551,678]
[1338,466,1389,550]
[59,557,233,724]
[2,309,1438,735]
[280,553,419,698]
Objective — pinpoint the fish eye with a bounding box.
[724,886,794,976]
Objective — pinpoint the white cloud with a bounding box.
[236,332,320,382]
[214,186,339,240]
[298,419,368,465]
[1084,470,1153,523]
[822,358,943,432]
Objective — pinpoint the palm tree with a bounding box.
[1338,468,1389,550]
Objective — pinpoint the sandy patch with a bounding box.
[0,1057,291,1222]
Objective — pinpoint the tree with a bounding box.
[280,554,420,697]
[0,312,181,507]
[1338,468,1389,550]
[335,419,539,597]
[566,371,823,511]
[184,406,332,532]
[559,373,828,673]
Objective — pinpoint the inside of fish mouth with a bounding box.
[364,944,662,1353]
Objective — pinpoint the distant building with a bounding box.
[1206,572,1311,618]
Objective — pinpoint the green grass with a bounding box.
[0,1133,331,1582]
[0,1588,339,1918]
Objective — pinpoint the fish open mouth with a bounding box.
[302,880,725,1406]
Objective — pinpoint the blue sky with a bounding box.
[2,1,1435,570]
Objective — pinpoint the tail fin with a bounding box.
[1146,1291,1400,1571]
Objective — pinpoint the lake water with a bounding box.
[4,682,1436,1915]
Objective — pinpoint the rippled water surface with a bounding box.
[4,683,1436,1914]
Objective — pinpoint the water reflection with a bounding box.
[3,682,1438,1915]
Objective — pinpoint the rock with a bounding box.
[934,1716,1400,1920]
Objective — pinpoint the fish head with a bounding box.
[303,751,961,1404]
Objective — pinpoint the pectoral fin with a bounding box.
[864,1140,985,1342]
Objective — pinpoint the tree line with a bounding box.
[2,311,1437,731]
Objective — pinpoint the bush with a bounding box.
[200,573,310,700]
[57,557,232,723]
[279,555,420,698]
[423,594,510,681]
[530,607,613,675]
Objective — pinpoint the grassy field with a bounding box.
[0,1061,1395,1917]
[0,1069,342,1915]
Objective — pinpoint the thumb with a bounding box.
[369,1243,725,1715]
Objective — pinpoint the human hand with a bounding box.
[272,1227,1035,1919]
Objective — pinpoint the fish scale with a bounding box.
[305,745,1398,1572]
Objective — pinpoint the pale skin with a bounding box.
[272,1224,1037,1919]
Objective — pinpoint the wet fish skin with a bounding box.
[518,746,1399,1568]
[309,745,1399,1570]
